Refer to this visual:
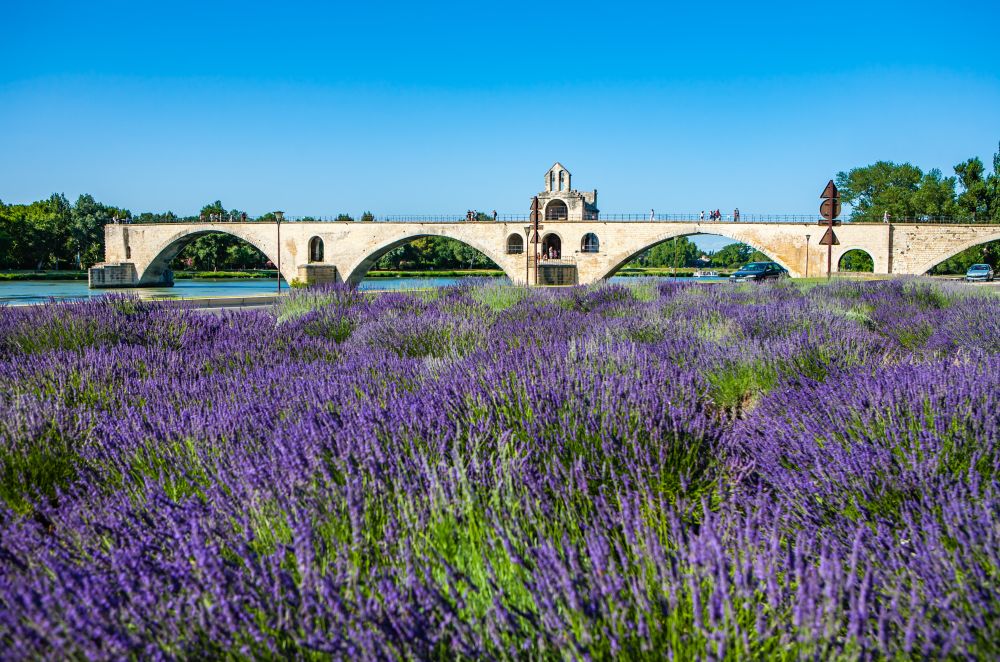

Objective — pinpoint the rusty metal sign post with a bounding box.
[818,180,841,279]
[529,196,543,285]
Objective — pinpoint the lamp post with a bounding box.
[274,211,284,293]
[805,234,810,278]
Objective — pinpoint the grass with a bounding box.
[365,268,505,278]
[0,270,88,281]
[174,270,278,279]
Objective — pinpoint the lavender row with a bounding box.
[0,279,997,659]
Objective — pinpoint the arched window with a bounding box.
[558,171,565,191]
[309,236,324,263]
[581,233,599,253]
[549,171,555,192]
[541,233,562,259]
[506,233,524,254]
[545,200,568,220]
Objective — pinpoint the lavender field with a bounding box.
[1,279,998,659]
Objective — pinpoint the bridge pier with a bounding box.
[88,262,174,288]
[297,264,339,286]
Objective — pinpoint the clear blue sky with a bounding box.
[2,0,998,251]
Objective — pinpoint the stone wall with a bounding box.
[95,220,999,290]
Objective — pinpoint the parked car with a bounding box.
[964,263,995,282]
[729,262,789,282]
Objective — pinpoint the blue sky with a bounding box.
[2,1,998,251]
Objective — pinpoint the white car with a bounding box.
[965,264,995,282]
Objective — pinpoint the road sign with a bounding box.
[818,228,840,246]
[820,198,842,220]
[820,180,839,200]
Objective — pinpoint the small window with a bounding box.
[581,233,599,253]
[309,236,324,263]
[558,171,565,191]
[506,233,524,254]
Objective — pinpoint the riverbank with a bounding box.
[0,269,281,281]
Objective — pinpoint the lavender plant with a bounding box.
[0,279,997,659]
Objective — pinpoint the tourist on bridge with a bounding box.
[650,209,655,221]
[700,210,705,221]
[492,209,498,221]
[734,208,740,222]
[883,210,890,223]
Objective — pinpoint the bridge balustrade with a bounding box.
[111,214,997,225]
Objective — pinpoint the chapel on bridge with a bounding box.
[535,163,599,221]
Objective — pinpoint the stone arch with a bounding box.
[343,230,516,285]
[506,233,524,254]
[309,236,325,263]
[138,227,286,285]
[581,232,600,253]
[599,230,793,280]
[911,231,1000,275]
[835,247,874,272]
[545,199,568,220]
[541,232,562,259]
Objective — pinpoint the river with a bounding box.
[0,275,723,306]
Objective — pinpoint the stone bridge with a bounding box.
[89,219,1000,288]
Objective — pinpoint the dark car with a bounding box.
[964,264,995,282]
[729,261,789,282]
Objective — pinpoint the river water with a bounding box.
[0,275,721,306]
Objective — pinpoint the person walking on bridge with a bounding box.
[883,210,890,223]
[734,208,740,223]
[492,209,498,221]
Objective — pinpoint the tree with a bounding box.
[360,211,375,223]
[954,157,989,220]
[709,243,753,268]
[70,194,113,268]
[335,213,354,222]
[836,162,924,222]
[838,250,875,272]
[630,236,699,268]
[929,240,1000,274]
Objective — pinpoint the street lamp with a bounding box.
[805,234,811,278]
[274,211,284,293]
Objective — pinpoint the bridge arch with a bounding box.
[342,229,517,285]
[138,226,286,285]
[835,247,875,272]
[598,229,793,280]
[911,230,1000,275]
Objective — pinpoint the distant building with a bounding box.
[536,162,599,221]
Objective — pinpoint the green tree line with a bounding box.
[2,142,998,274]
[836,142,1000,223]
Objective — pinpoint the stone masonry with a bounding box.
[90,219,1000,288]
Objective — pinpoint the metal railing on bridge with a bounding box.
[114,213,998,225]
